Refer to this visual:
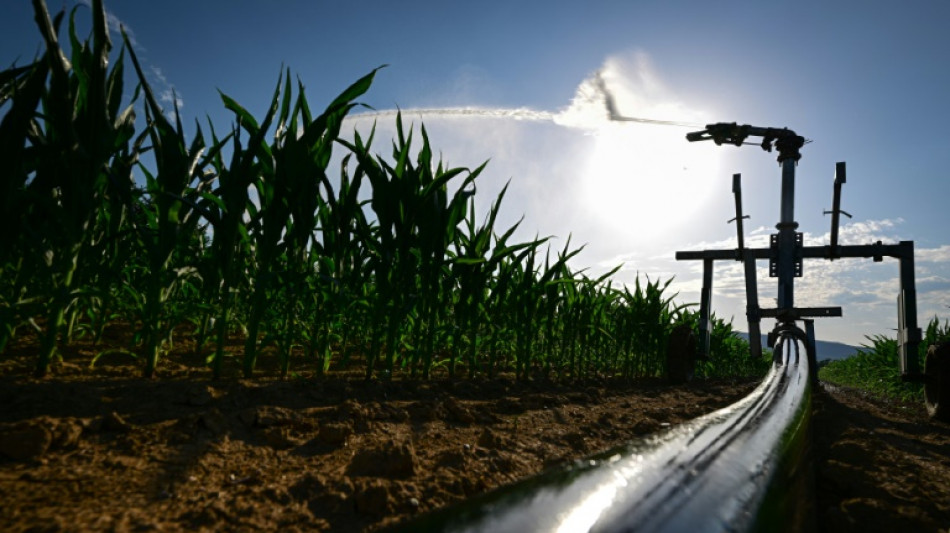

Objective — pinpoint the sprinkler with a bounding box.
[677,122,948,420]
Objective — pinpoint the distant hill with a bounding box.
[736,332,861,362]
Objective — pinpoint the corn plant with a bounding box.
[224,72,293,378]
[120,29,229,377]
[197,118,258,378]
[0,57,46,354]
[506,240,583,380]
[558,269,622,379]
[254,68,378,377]
[404,127,482,377]
[307,149,375,373]
[340,115,482,379]
[688,312,770,379]
[449,187,544,378]
[12,0,140,376]
[819,316,949,401]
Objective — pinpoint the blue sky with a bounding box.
[4,0,949,346]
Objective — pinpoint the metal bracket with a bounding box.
[769,232,803,277]
[759,307,843,320]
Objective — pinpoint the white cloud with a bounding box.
[834,217,906,244]
[918,244,950,263]
[150,66,183,117]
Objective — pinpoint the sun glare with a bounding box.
[580,123,721,244]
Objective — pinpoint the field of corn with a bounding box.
[0,0,767,383]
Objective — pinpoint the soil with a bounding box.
[812,384,950,532]
[0,332,948,532]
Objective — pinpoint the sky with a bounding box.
[3,0,949,346]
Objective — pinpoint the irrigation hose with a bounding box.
[387,336,813,532]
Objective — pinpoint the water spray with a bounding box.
[347,106,555,122]
[593,70,702,128]
[346,70,703,129]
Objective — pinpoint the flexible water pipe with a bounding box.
[388,336,813,532]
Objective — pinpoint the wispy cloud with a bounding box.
[151,66,184,114]
[918,244,950,263]
[75,0,140,48]
[75,0,182,114]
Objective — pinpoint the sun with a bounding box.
[579,123,722,245]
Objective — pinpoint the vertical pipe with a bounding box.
[804,319,818,386]
[699,258,714,359]
[743,253,762,359]
[779,159,796,226]
[829,162,846,258]
[776,158,798,310]
[732,173,746,253]
[898,241,921,376]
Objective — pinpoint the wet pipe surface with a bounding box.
[389,338,812,533]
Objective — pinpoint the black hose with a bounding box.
[387,336,813,532]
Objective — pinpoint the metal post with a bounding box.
[743,253,762,359]
[825,162,851,258]
[699,258,714,359]
[776,158,799,311]
[897,241,922,377]
[730,173,749,254]
[779,159,796,226]
[804,319,818,386]
[731,172,762,360]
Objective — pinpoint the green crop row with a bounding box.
[0,0,759,381]
[818,317,950,401]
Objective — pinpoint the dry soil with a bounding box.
[0,336,947,532]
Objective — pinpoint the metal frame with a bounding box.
[677,123,922,381]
